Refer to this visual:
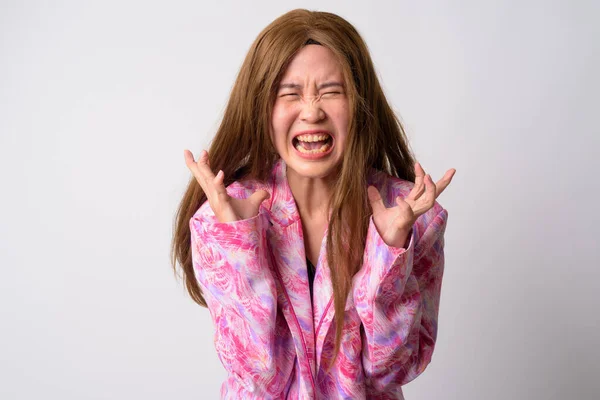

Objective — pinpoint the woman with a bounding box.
[172,9,456,399]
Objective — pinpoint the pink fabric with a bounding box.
[189,159,448,399]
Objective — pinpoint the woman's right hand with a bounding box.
[184,149,270,223]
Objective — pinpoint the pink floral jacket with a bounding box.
[189,159,448,399]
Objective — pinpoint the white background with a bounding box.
[1,0,599,399]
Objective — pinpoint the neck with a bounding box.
[286,167,335,220]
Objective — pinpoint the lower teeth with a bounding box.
[296,143,331,154]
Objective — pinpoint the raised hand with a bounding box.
[184,149,270,223]
[368,162,456,248]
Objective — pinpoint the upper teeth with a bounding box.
[296,133,330,142]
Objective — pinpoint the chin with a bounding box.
[287,159,341,180]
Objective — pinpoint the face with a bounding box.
[270,44,350,181]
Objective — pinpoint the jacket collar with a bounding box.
[265,158,302,228]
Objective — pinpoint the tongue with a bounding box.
[300,140,326,150]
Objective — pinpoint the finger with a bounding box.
[414,162,426,184]
[186,150,222,206]
[408,162,426,201]
[212,170,230,201]
[196,150,217,183]
[184,149,197,170]
[414,174,436,216]
[425,174,437,199]
[394,195,412,212]
[367,186,387,214]
[184,150,207,189]
[214,169,224,185]
[248,189,270,209]
[434,168,456,197]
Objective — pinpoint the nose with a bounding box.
[299,97,325,123]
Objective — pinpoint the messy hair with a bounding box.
[171,8,416,368]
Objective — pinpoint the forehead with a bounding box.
[280,44,344,82]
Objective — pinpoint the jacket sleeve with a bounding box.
[189,206,288,398]
[353,207,448,396]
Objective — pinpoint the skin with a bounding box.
[183,45,456,259]
[270,45,349,203]
[270,45,350,263]
[368,163,455,248]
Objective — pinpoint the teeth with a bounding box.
[296,133,330,142]
[295,142,331,154]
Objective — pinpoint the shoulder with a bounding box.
[368,169,448,230]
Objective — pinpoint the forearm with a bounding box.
[356,209,448,390]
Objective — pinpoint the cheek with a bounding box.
[271,110,284,129]
[329,105,350,133]
[271,108,291,145]
[272,102,297,123]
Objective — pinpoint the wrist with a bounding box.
[395,227,412,249]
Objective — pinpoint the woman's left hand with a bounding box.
[368,162,456,248]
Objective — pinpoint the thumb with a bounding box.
[248,189,270,210]
[367,186,386,215]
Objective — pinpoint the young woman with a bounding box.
[172,9,456,399]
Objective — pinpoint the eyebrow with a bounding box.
[278,81,345,90]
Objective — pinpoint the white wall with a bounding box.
[1,0,598,399]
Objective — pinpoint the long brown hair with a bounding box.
[171,9,416,368]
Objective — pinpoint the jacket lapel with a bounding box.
[312,236,336,371]
[265,160,318,390]
[265,160,349,376]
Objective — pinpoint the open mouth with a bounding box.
[292,133,333,154]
